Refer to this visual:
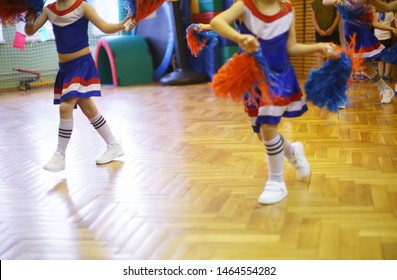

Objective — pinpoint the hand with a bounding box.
[196,23,212,31]
[122,14,136,31]
[25,11,36,26]
[238,34,259,53]
[391,28,397,37]
[325,28,334,36]
[321,43,339,59]
[318,29,328,37]
[123,18,136,31]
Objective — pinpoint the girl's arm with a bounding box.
[24,8,48,36]
[394,10,397,28]
[322,0,338,6]
[82,1,132,34]
[311,8,326,35]
[210,1,259,52]
[287,8,334,57]
[197,23,212,31]
[368,0,397,12]
[373,17,396,30]
[371,6,397,34]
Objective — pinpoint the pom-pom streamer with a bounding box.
[210,51,273,105]
[0,0,45,25]
[186,24,219,57]
[336,0,374,26]
[123,0,165,23]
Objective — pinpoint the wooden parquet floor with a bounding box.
[0,81,397,260]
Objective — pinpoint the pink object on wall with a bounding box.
[13,31,26,49]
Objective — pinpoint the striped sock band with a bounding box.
[370,72,381,83]
[90,113,117,145]
[368,71,389,91]
[265,134,284,156]
[264,134,285,182]
[91,115,106,130]
[58,128,72,139]
[56,119,73,155]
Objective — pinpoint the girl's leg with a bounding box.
[44,97,78,172]
[378,61,385,77]
[261,124,284,183]
[258,124,287,204]
[362,62,394,104]
[78,98,124,164]
[384,62,392,80]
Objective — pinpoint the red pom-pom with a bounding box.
[186,25,207,57]
[0,0,44,26]
[339,33,364,85]
[135,0,165,22]
[210,53,272,105]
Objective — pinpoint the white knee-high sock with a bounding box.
[90,113,117,145]
[263,134,284,182]
[56,119,73,155]
[367,70,390,91]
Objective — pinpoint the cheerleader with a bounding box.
[210,0,337,204]
[24,0,135,172]
[323,0,396,104]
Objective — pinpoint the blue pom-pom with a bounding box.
[196,30,219,48]
[304,53,352,112]
[122,0,137,17]
[31,0,46,14]
[381,44,397,64]
[337,1,373,26]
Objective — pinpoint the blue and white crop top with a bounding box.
[46,0,89,54]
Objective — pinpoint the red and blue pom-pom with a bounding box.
[0,0,45,25]
[122,0,165,22]
[336,0,374,26]
[186,24,219,57]
[210,50,281,106]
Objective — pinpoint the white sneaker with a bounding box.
[338,104,346,109]
[43,151,65,172]
[258,181,288,204]
[380,88,394,104]
[96,143,124,164]
[288,142,310,181]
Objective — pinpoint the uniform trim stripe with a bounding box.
[243,0,292,23]
[47,0,83,16]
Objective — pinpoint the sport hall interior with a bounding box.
[0,0,396,260]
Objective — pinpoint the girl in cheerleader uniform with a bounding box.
[323,0,396,104]
[24,0,134,172]
[368,0,397,96]
[210,0,337,204]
